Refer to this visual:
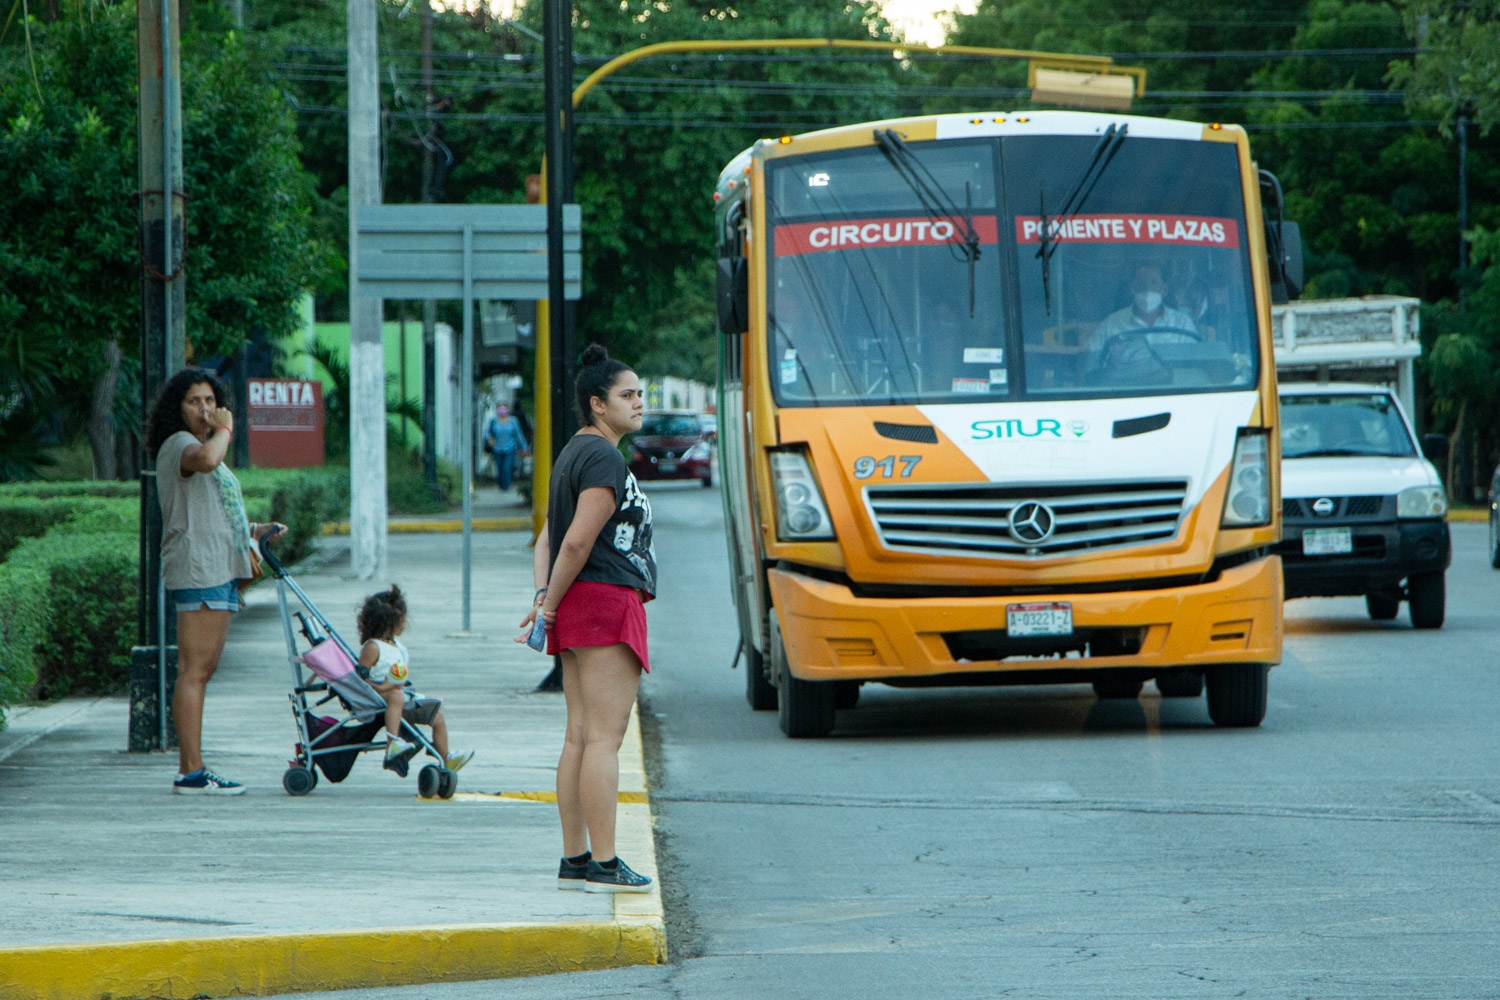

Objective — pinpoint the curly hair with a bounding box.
[145,367,229,457]
[357,585,408,644]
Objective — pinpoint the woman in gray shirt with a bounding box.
[146,368,283,794]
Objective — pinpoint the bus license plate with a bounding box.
[657,460,677,474]
[1007,602,1073,637]
[1302,528,1352,556]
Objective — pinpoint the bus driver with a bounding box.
[1088,264,1198,354]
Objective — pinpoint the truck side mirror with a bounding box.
[1421,433,1449,462]
[716,257,748,335]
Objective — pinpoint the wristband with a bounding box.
[534,587,548,601]
[216,428,232,440]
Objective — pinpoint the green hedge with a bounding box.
[0,481,139,499]
[0,467,347,724]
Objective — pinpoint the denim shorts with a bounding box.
[169,580,241,612]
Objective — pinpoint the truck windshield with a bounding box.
[767,141,1005,405]
[764,133,1260,407]
[1281,393,1416,458]
[1004,135,1258,397]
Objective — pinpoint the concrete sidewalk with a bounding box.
[0,530,663,999]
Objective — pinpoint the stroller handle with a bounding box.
[258,525,288,577]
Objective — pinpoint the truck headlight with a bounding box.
[1397,486,1447,519]
[1221,429,1271,528]
[770,450,835,540]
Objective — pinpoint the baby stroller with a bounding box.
[259,534,459,799]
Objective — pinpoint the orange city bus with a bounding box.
[712,111,1291,737]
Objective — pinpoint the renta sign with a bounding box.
[247,378,324,468]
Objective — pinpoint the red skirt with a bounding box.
[547,580,650,673]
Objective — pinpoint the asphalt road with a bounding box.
[299,486,1500,1000]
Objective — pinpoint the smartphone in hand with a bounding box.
[526,615,547,652]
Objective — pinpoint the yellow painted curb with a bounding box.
[322,517,532,535]
[0,921,666,1000]
[1448,508,1487,523]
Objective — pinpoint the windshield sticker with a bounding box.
[1014,215,1239,248]
[990,368,1009,386]
[780,358,798,384]
[952,378,989,394]
[964,347,1004,364]
[775,216,1000,258]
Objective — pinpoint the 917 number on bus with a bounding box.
[853,455,922,479]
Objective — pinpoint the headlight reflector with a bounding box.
[1397,486,1447,519]
[770,450,835,540]
[1221,429,1272,527]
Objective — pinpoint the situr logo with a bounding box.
[971,418,1091,441]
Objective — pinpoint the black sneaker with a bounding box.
[558,852,591,890]
[584,857,652,894]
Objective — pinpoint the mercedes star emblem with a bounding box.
[1009,501,1057,544]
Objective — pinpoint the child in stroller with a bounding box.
[357,585,473,774]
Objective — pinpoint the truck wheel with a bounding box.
[744,638,777,712]
[1205,664,1268,728]
[1489,509,1500,568]
[1408,572,1445,629]
[772,610,835,738]
[1365,594,1400,621]
[1155,669,1203,698]
[1093,677,1143,700]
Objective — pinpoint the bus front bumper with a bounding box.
[767,555,1283,683]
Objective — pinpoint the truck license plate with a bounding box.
[1302,527,1353,556]
[1007,602,1073,637]
[657,460,677,474]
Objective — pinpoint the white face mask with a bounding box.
[1134,291,1163,313]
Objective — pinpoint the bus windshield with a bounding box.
[765,133,1259,406]
[1005,135,1257,397]
[768,141,1005,406]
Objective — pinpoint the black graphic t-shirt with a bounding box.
[548,432,656,597]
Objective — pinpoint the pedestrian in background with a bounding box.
[145,368,285,795]
[484,402,529,492]
[516,344,655,893]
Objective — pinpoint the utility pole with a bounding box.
[348,0,387,579]
[420,0,441,497]
[536,0,574,694]
[1458,107,1470,311]
[129,0,186,751]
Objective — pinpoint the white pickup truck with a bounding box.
[1276,383,1451,627]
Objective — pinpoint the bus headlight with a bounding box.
[1221,429,1271,528]
[1397,486,1447,519]
[770,450,835,541]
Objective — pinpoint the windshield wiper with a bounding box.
[1037,122,1128,314]
[1288,448,1395,458]
[873,128,983,316]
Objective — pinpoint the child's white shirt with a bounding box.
[367,638,410,684]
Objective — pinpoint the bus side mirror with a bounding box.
[717,257,748,335]
[1422,433,1449,462]
[1280,221,1304,300]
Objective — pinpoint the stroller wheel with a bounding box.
[417,764,442,799]
[283,766,317,796]
[437,768,458,800]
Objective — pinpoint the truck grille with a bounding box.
[1283,495,1389,519]
[865,480,1190,558]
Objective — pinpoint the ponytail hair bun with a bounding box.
[574,342,633,427]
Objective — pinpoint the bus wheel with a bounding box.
[1205,664,1268,728]
[834,681,860,710]
[1092,675,1142,700]
[1155,669,1203,698]
[745,639,777,712]
[772,610,835,738]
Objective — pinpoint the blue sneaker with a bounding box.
[173,768,246,795]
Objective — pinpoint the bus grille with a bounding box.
[865,480,1190,558]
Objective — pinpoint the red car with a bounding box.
[629,411,715,487]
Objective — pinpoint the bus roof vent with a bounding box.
[874,421,938,444]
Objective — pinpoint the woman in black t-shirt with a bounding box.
[516,344,655,895]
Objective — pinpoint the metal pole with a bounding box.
[544,0,568,464]
[1458,111,1469,311]
[348,0,387,580]
[131,0,184,752]
[461,223,474,632]
[419,0,441,497]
